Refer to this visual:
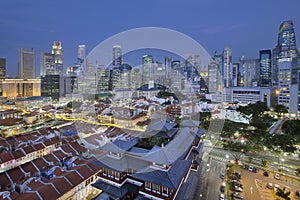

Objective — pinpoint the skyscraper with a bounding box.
[51,41,63,76]
[40,52,55,76]
[222,47,232,87]
[78,45,86,63]
[259,50,272,87]
[112,45,123,67]
[142,54,154,85]
[241,58,260,87]
[0,58,6,80]
[273,20,298,86]
[0,58,6,95]
[18,48,35,79]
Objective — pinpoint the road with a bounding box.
[203,145,300,178]
[197,155,227,200]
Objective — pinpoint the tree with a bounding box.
[295,168,300,176]
[273,104,288,117]
[261,159,268,167]
[223,142,250,164]
[247,156,253,164]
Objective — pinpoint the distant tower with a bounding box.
[222,47,232,87]
[0,58,6,95]
[40,52,55,76]
[259,50,272,87]
[51,41,63,75]
[142,54,154,85]
[0,58,6,80]
[78,45,86,64]
[18,48,35,79]
[112,45,123,67]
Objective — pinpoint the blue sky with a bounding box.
[1,0,300,77]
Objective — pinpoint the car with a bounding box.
[267,182,273,189]
[274,184,279,191]
[232,192,244,199]
[234,186,243,192]
[296,190,300,198]
[220,172,225,179]
[235,182,243,188]
[219,193,225,200]
[253,167,258,173]
[274,173,280,180]
[263,171,269,177]
[243,164,249,170]
[220,185,225,193]
[248,166,253,172]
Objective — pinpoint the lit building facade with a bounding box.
[2,79,41,98]
[142,54,154,85]
[112,45,123,67]
[259,50,272,87]
[222,47,232,87]
[241,58,260,87]
[40,52,55,76]
[51,41,63,76]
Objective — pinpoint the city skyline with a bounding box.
[1,0,300,77]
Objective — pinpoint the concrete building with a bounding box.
[18,48,35,79]
[207,87,275,108]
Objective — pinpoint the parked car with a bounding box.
[235,182,243,188]
[274,173,280,180]
[267,182,273,189]
[253,167,258,173]
[263,171,269,177]
[296,190,300,198]
[248,166,253,172]
[219,193,225,200]
[234,186,243,192]
[232,192,244,199]
[220,185,225,193]
[243,164,249,170]
[220,172,225,179]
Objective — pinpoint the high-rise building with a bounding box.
[97,67,110,92]
[231,62,239,87]
[51,41,63,76]
[40,52,55,76]
[78,45,86,63]
[0,58,6,80]
[277,60,299,116]
[112,45,123,67]
[259,50,272,87]
[240,58,260,87]
[273,20,298,86]
[0,58,6,96]
[142,54,154,85]
[222,47,232,87]
[208,59,221,93]
[18,48,35,79]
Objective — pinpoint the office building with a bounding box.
[223,47,232,87]
[273,20,298,86]
[259,50,272,87]
[78,44,86,63]
[142,54,154,85]
[18,48,35,79]
[208,59,221,93]
[0,58,6,95]
[231,62,239,87]
[41,75,72,101]
[240,58,260,87]
[112,45,123,67]
[277,60,300,116]
[51,41,63,76]
[40,52,55,76]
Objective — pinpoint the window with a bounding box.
[152,184,160,193]
[145,181,151,190]
[162,187,168,196]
